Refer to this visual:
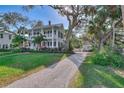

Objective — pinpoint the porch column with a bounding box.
[52,27,54,48]
[56,30,58,48]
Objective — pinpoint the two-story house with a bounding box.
[27,21,65,50]
[0,29,15,49]
[0,21,65,50]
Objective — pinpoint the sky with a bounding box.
[0,5,68,29]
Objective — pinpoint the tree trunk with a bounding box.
[64,27,72,51]
[121,5,124,30]
[98,38,104,52]
[112,21,116,48]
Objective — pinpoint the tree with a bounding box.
[23,5,88,50]
[50,5,89,50]
[33,34,45,50]
[12,35,27,48]
[70,34,83,49]
[105,6,122,48]
[85,6,122,51]
[2,12,28,32]
[23,5,123,51]
[121,6,124,30]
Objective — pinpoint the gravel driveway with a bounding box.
[6,52,88,88]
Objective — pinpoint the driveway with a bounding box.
[6,52,88,88]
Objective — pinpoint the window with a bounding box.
[54,42,56,46]
[33,32,36,35]
[0,34,3,38]
[6,44,8,49]
[29,33,31,36]
[50,31,52,37]
[58,42,60,47]
[37,32,39,35]
[9,35,11,40]
[48,42,49,46]
[3,44,5,49]
[54,30,56,35]
[29,42,31,46]
[61,33,63,38]
[48,31,49,37]
[50,42,52,46]
[58,32,60,38]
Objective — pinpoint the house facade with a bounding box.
[27,22,65,50]
[0,28,15,49]
[0,21,65,50]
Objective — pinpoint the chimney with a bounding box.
[48,21,51,26]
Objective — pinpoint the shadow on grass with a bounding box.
[78,61,124,88]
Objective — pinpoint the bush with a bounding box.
[91,51,124,68]
[92,52,110,66]
[0,49,11,52]
[108,53,124,67]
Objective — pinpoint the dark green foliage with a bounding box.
[12,35,27,48]
[92,52,110,66]
[108,53,124,67]
[91,51,124,68]
[0,49,11,52]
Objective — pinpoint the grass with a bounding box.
[0,53,68,87]
[69,53,124,88]
[0,52,15,56]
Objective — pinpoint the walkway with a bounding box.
[6,52,88,88]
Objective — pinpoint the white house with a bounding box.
[0,29,15,49]
[0,21,65,50]
[42,22,65,49]
[19,21,65,50]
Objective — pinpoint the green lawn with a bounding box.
[0,53,68,87]
[0,52,14,56]
[69,54,124,88]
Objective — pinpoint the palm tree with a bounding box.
[33,34,45,50]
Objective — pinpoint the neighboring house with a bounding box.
[0,29,15,49]
[19,21,65,50]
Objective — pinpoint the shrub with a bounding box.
[0,49,11,52]
[108,53,124,68]
[91,51,124,68]
[92,52,110,66]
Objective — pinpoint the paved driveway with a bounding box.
[6,52,88,88]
